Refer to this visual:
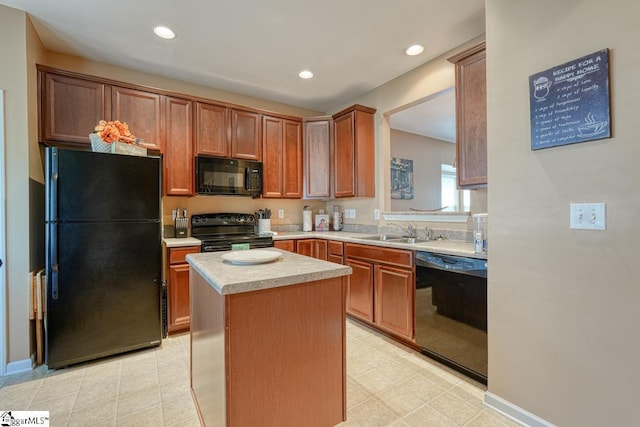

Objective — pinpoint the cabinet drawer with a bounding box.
[169,246,200,264]
[328,240,343,256]
[345,243,413,268]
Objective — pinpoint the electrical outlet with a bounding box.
[278,209,284,219]
[570,202,606,230]
[373,209,380,220]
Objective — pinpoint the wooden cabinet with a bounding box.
[296,239,328,260]
[448,42,487,188]
[262,116,303,198]
[374,264,414,340]
[230,109,262,160]
[195,102,228,157]
[303,117,333,199]
[164,97,194,196]
[332,105,376,198]
[345,243,415,341]
[167,246,200,334]
[328,240,344,265]
[345,258,375,322]
[111,86,164,152]
[274,239,295,252]
[39,72,112,146]
[195,105,262,161]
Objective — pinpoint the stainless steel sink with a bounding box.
[359,235,430,244]
[359,234,406,241]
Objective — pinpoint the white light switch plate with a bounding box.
[570,202,606,230]
[278,209,284,219]
[373,209,380,220]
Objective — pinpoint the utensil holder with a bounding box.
[258,218,271,235]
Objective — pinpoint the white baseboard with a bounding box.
[484,392,556,427]
[5,358,34,376]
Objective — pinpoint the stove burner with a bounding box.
[191,212,273,252]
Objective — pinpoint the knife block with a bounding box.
[174,217,188,238]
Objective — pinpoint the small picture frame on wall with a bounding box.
[529,48,611,150]
[390,157,414,199]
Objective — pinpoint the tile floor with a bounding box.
[0,320,519,427]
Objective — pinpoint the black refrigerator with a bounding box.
[45,147,163,369]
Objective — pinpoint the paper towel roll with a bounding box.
[303,210,312,232]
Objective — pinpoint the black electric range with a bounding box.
[191,212,273,252]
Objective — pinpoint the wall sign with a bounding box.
[529,49,611,150]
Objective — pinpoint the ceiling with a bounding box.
[0,0,485,114]
[389,87,456,142]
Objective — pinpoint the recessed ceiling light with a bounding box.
[298,70,314,79]
[405,44,424,56]
[153,26,175,40]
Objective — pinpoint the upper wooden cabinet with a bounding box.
[230,109,262,161]
[262,116,302,198]
[195,102,228,157]
[448,42,487,188]
[303,117,332,199]
[332,105,376,198]
[40,72,112,146]
[164,97,194,196]
[111,86,164,152]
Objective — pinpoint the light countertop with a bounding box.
[163,237,201,248]
[272,231,486,260]
[186,248,352,295]
[164,231,486,260]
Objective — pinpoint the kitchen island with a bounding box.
[186,248,352,427]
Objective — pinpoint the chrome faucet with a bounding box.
[388,222,416,237]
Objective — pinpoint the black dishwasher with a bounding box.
[415,251,488,384]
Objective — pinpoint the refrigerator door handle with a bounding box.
[50,222,59,300]
[48,148,59,222]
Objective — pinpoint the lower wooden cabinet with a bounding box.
[328,240,344,264]
[345,243,415,341]
[167,246,200,334]
[296,239,327,260]
[273,239,295,252]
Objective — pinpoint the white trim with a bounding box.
[382,211,470,223]
[0,89,6,376]
[6,358,33,376]
[484,392,556,427]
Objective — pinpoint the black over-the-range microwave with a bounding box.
[195,156,263,196]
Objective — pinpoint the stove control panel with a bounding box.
[191,213,257,227]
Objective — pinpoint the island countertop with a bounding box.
[186,248,352,295]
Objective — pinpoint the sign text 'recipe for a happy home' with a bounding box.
[529,49,611,150]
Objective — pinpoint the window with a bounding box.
[441,164,470,211]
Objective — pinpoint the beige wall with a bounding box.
[486,0,640,425]
[390,129,455,211]
[0,5,31,366]
[329,36,486,231]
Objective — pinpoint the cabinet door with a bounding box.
[195,102,229,156]
[333,112,356,198]
[168,263,191,333]
[296,239,314,258]
[112,87,164,151]
[164,97,194,196]
[231,109,261,160]
[451,44,487,188]
[345,258,374,322]
[283,120,303,198]
[274,240,295,252]
[262,116,284,198]
[41,72,111,146]
[374,265,415,341]
[303,118,332,199]
[314,239,328,261]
